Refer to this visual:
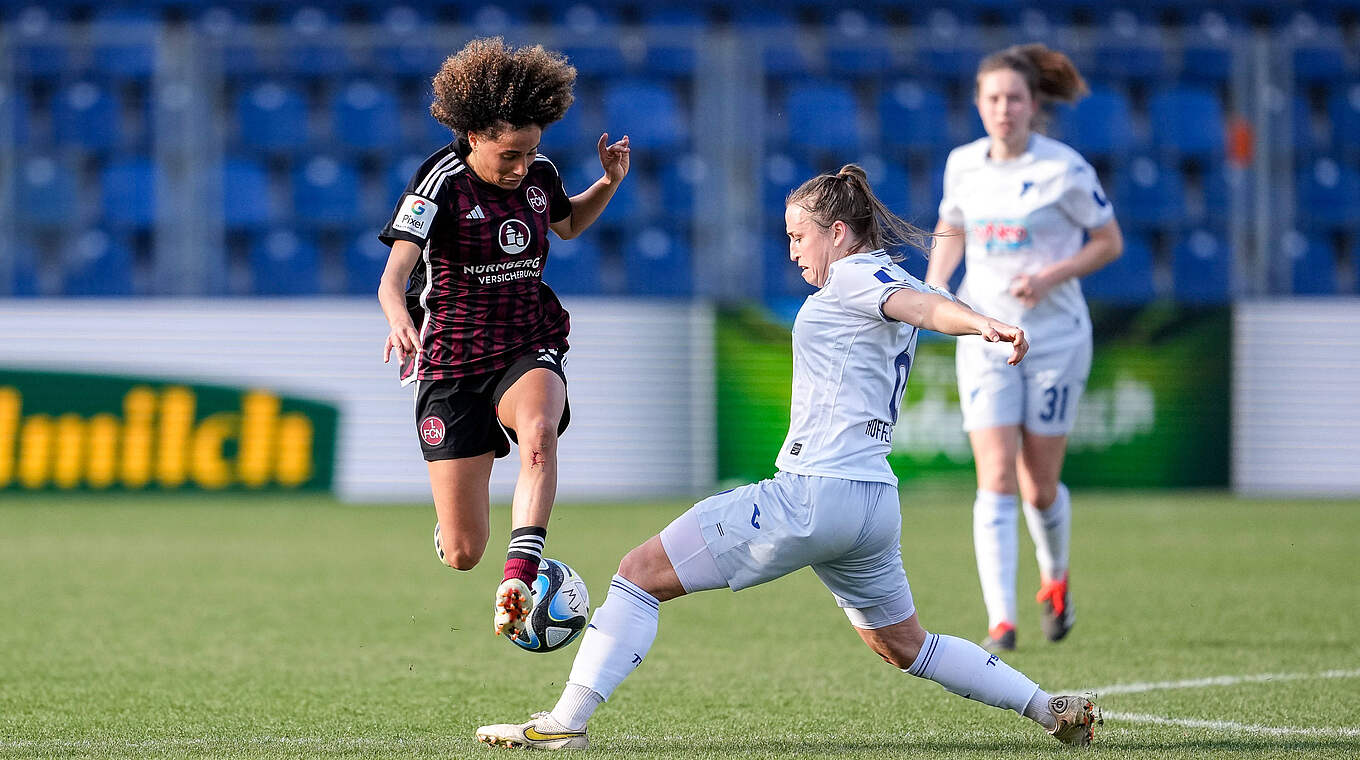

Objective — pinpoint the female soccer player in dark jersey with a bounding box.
[376,37,630,640]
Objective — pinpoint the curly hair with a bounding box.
[429,37,576,142]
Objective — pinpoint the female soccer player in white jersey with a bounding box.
[476,165,1101,750]
[925,44,1124,653]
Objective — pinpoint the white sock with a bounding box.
[1023,483,1070,582]
[973,490,1018,628]
[1024,688,1057,730]
[550,575,659,730]
[905,632,1039,716]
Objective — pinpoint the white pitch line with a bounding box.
[1082,667,1360,696]
[1073,668,1360,739]
[1105,711,1360,738]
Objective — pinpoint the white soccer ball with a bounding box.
[510,558,590,653]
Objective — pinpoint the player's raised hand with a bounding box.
[383,324,421,364]
[980,319,1028,365]
[598,133,630,184]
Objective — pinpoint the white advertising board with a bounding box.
[0,298,715,502]
[1233,300,1360,495]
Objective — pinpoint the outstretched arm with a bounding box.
[882,288,1028,365]
[550,133,630,240]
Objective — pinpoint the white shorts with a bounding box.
[659,472,915,629]
[956,334,1092,436]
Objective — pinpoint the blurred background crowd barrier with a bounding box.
[2,1,1358,304]
[2,1,1358,499]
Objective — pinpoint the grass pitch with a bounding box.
[2,489,1358,759]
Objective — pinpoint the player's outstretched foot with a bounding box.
[979,621,1016,653]
[1046,695,1101,746]
[476,712,588,750]
[1037,574,1074,642]
[494,578,532,638]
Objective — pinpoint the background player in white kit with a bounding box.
[925,44,1124,653]
[477,165,1101,750]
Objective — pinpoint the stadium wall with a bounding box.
[1233,300,1360,496]
[0,299,715,502]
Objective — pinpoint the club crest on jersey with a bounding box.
[526,185,548,214]
[419,415,446,446]
[499,219,531,254]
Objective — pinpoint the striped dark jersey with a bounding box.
[379,143,573,381]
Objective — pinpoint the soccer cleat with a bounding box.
[1046,695,1101,746]
[1036,574,1075,642]
[494,578,532,638]
[980,621,1016,653]
[476,711,588,750]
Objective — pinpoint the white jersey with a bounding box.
[775,251,946,487]
[938,133,1114,350]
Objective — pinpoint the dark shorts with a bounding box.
[414,347,570,461]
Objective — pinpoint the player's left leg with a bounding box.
[1017,337,1089,643]
[855,614,1100,745]
[493,364,567,637]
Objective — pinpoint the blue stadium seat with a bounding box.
[291,156,361,228]
[90,8,158,79]
[1082,233,1156,304]
[1283,231,1337,295]
[249,230,320,295]
[53,81,121,151]
[1296,157,1360,229]
[825,9,892,77]
[10,7,70,78]
[733,10,810,79]
[543,232,603,296]
[1113,157,1185,228]
[237,82,309,150]
[603,80,687,152]
[385,154,427,203]
[1286,94,1316,154]
[283,7,351,76]
[785,82,860,153]
[1327,84,1360,153]
[879,82,949,154]
[331,80,401,151]
[1148,87,1225,156]
[1290,19,1349,83]
[910,11,986,82]
[223,158,273,229]
[6,240,41,297]
[13,155,68,228]
[763,153,815,219]
[1172,228,1230,303]
[763,235,813,300]
[100,158,156,229]
[658,155,707,218]
[63,231,133,296]
[625,227,692,295]
[343,231,390,295]
[1093,36,1166,82]
[540,105,588,158]
[561,42,628,79]
[1,86,29,146]
[1201,164,1251,223]
[864,159,911,219]
[1179,12,1235,83]
[568,160,641,225]
[197,6,262,78]
[1053,88,1137,157]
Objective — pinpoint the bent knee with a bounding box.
[1027,486,1058,510]
[515,418,560,455]
[439,538,485,571]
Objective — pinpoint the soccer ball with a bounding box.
[510,558,590,653]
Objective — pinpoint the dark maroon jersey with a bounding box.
[379,143,574,381]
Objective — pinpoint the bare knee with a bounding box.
[438,531,486,571]
[1026,484,1058,510]
[516,418,559,462]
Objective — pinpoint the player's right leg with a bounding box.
[855,614,1101,745]
[428,455,494,570]
[968,425,1021,652]
[957,339,1025,652]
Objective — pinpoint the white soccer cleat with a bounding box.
[494,578,532,638]
[476,712,588,750]
[1046,694,1102,746]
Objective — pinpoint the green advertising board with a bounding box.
[717,303,1230,488]
[0,369,337,492]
